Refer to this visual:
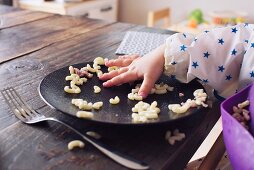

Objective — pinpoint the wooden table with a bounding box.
[0,5,221,170]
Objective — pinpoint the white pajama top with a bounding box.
[164,23,254,98]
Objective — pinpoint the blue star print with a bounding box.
[218,65,225,72]
[251,43,254,48]
[231,49,237,55]
[202,79,209,83]
[250,71,254,77]
[244,39,249,43]
[183,33,187,38]
[218,38,224,45]
[171,61,177,65]
[170,75,176,79]
[231,27,238,33]
[244,23,249,27]
[204,30,209,33]
[226,75,232,80]
[203,52,210,58]
[180,45,187,51]
[192,62,199,68]
[194,38,197,42]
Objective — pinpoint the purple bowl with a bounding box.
[221,84,254,169]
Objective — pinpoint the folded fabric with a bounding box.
[115,31,170,56]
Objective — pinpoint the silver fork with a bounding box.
[1,87,149,170]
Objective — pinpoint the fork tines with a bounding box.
[1,87,37,122]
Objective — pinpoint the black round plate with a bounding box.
[39,62,206,125]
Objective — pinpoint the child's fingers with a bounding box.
[105,58,133,67]
[138,74,155,98]
[118,55,130,59]
[99,67,128,80]
[118,54,140,59]
[105,55,140,67]
[102,71,138,87]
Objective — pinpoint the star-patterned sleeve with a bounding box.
[164,23,254,98]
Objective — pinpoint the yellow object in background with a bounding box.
[209,11,247,25]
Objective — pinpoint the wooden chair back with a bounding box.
[147,8,170,29]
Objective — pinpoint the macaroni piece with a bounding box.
[131,101,160,123]
[128,93,135,100]
[65,74,80,83]
[65,58,105,94]
[238,100,250,109]
[154,83,173,94]
[168,89,208,114]
[150,88,156,94]
[69,66,74,74]
[64,73,87,94]
[72,99,103,111]
[109,96,120,104]
[76,111,94,119]
[155,83,168,90]
[86,64,97,73]
[74,67,92,78]
[232,100,251,130]
[93,57,105,65]
[64,86,81,94]
[168,104,190,114]
[87,73,93,78]
[68,140,85,150]
[93,86,101,93]
[108,66,118,72]
[165,129,186,145]
[127,93,143,101]
[86,131,101,139]
[96,70,103,77]
[131,113,148,123]
[72,99,93,110]
[92,101,103,110]
[154,89,167,94]
[166,86,174,91]
[179,93,184,97]
[93,64,101,70]
[129,82,173,99]
[80,78,88,83]
[131,88,139,93]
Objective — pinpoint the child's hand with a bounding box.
[104,54,140,67]
[99,45,165,98]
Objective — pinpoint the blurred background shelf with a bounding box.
[16,0,118,21]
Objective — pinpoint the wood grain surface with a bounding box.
[0,5,221,170]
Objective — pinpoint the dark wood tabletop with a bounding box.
[0,5,221,170]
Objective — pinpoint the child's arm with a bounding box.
[165,23,254,98]
[100,23,254,99]
[99,45,165,98]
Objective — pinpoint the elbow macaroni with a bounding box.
[109,96,120,104]
[93,57,105,65]
[65,57,106,93]
[93,86,101,93]
[168,89,208,114]
[86,131,101,139]
[92,101,103,110]
[64,74,87,94]
[131,101,160,123]
[128,82,174,100]
[165,129,186,145]
[76,111,94,119]
[72,99,93,110]
[68,140,85,150]
[108,66,118,72]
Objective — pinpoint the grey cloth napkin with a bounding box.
[115,31,170,56]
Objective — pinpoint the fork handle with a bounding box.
[46,117,149,170]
